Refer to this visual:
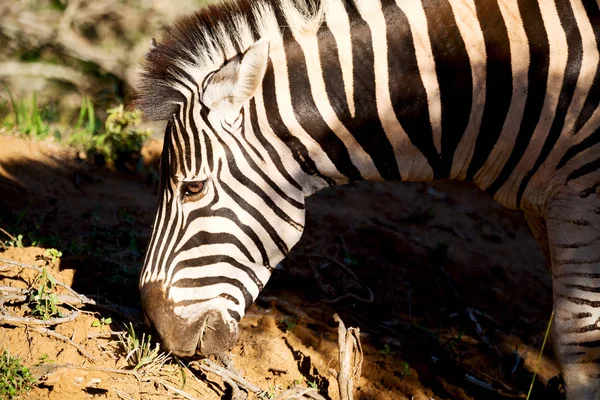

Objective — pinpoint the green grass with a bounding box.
[0,350,35,399]
[118,323,171,374]
[2,92,59,140]
[2,90,151,174]
[28,268,63,320]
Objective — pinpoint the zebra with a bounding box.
[135,0,600,397]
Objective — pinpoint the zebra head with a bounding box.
[138,39,309,357]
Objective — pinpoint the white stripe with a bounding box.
[395,0,442,153]
[170,261,262,300]
[445,0,487,179]
[494,0,569,210]
[174,216,263,258]
[292,29,383,180]
[475,0,529,189]
[325,0,355,117]
[269,40,346,185]
[359,0,433,181]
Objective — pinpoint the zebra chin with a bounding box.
[140,281,239,357]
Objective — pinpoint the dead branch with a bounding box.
[33,362,141,382]
[31,327,95,362]
[0,310,80,326]
[149,378,200,400]
[0,3,127,81]
[0,62,98,90]
[0,227,16,242]
[274,386,326,400]
[0,258,140,321]
[331,314,363,400]
[190,358,262,394]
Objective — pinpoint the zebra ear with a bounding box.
[202,39,269,112]
[233,38,270,104]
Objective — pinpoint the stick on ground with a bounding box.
[332,314,363,400]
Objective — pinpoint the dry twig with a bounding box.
[0,258,140,321]
[273,386,326,400]
[331,314,363,400]
[31,327,95,362]
[191,358,262,394]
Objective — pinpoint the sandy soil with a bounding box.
[0,135,563,399]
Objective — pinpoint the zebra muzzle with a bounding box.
[197,309,239,356]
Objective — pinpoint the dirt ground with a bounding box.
[0,135,563,399]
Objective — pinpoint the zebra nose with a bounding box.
[140,281,238,357]
[197,309,239,356]
[140,282,201,357]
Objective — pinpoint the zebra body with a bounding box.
[136,0,600,396]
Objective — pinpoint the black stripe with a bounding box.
[172,117,187,173]
[556,127,600,170]
[173,276,254,311]
[486,0,549,196]
[177,231,256,264]
[465,0,513,180]
[237,108,265,163]
[516,0,584,207]
[285,31,363,182]
[567,158,600,182]
[177,293,240,307]
[262,61,336,186]
[173,255,263,290]
[217,159,290,257]
[318,13,402,181]
[248,99,303,191]
[423,0,473,176]
[209,208,270,267]
[561,294,600,308]
[566,284,600,293]
[228,310,241,321]
[155,195,181,278]
[219,121,305,210]
[348,11,402,181]
[566,339,600,347]
[573,0,600,134]
[555,272,600,279]
[556,235,600,248]
[189,91,203,173]
[384,0,442,178]
[212,130,304,230]
[554,257,600,266]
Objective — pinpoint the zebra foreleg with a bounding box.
[547,188,600,399]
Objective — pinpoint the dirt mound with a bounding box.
[0,136,561,399]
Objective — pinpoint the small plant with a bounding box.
[69,102,150,172]
[118,323,170,374]
[28,268,62,320]
[2,91,58,139]
[44,248,62,263]
[4,234,23,248]
[36,354,54,366]
[279,318,296,332]
[265,383,282,399]
[91,317,112,332]
[307,380,318,389]
[379,343,396,356]
[399,361,411,381]
[0,350,35,399]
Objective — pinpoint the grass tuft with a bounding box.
[0,350,35,399]
[118,323,171,375]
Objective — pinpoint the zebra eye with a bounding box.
[181,180,207,200]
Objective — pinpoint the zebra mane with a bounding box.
[135,0,371,121]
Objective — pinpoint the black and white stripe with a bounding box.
[136,0,600,396]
